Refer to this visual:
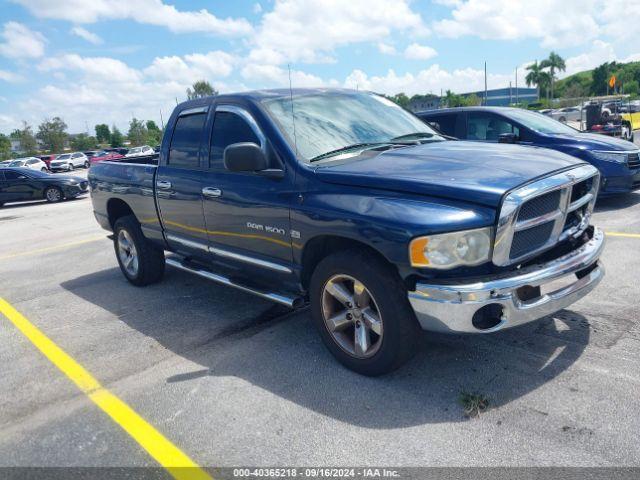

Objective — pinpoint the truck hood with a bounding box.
[314,141,583,208]
[545,132,638,151]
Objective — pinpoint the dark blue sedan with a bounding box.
[417,107,640,196]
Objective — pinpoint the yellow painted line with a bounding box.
[605,232,640,239]
[0,236,106,261]
[0,298,212,480]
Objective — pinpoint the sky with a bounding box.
[0,0,639,134]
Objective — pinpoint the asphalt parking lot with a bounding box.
[0,179,639,472]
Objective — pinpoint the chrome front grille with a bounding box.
[493,165,599,266]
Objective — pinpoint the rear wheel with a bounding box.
[44,186,63,203]
[113,215,165,286]
[310,249,420,376]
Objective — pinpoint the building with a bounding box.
[407,95,441,112]
[462,87,538,106]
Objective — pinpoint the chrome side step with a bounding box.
[165,257,304,308]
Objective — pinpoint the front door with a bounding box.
[2,170,38,202]
[200,105,295,277]
[155,107,209,256]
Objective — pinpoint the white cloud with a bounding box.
[344,65,513,96]
[253,3,263,14]
[38,54,142,83]
[145,51,237,83]
[241,63,328,88]
[404,43,437,60]
[11,0,253,36]
[70,26,103,45]
[377,42,397,55]
[433,0,600,48]
[0,69,22,82]
[0,22,46,59]
[248,0,427,65]
[561,40,616,78]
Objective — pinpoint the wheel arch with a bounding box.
[107,198,136,229]
[300,234,394,290]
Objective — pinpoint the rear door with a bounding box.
[155,107,210,256]
[200,104,295,275]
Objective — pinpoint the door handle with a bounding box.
[156,180,172,189]
[202,187,222,198]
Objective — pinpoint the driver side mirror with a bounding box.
[498,133,519,144]
[223,142,284,179]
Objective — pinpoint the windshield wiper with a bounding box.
[309,142,389,162]
[389,132,435,142]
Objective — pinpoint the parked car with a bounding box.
[0,167,88,207]
[89,89,604,376]
[104,147,129,156]
[0,160,12,167]
[125,145,155,158]
[84,151,100,159]
[49,152,90,172]
[90,150,125,164]
[417,106,639,196]
[550,106,583,123]
[38,154,56,168]
[6,157,48,172]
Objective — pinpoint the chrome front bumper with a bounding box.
[408,227,605,333]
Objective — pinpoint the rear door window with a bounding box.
[467,112,519,141]
[168,112,207,168]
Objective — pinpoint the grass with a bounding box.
[459,391,489,418]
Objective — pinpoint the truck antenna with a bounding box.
[287,63,298,157]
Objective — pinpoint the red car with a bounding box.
[90,150,124,164]
[38,154,56,169]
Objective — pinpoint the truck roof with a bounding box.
[176,88,363,110]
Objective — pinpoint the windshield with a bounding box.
[9,160,26,166]
[507,109,578,134]
[262,91,441,161]
[56,154,71,160]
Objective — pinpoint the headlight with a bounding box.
[590,151,628,163]
[409,227,492,269]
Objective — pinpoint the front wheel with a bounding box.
[68,163,74,171]
[113,215,165,286]
[44,186,63,203]
[41,167,47,172]
[310,249,420,376]
[84,161,90,168]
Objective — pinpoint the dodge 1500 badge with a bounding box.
[89,89,604,376]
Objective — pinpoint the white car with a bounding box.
[125,145,154,158]
[49,152,89,172]
[6,157,48,172]
[551,107,584,123]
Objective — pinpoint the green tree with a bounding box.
[0,133,11,160]
[186,80,217,100]
[11,121,38,154]
[95,124,110,144]
[145,120,162,145]
[591,62,611,96]
[624,80,639,96]
[127,118,148,146]
[110,125,124,147]
[525,60,547,100]
[388,92,410,108]
[37,117,68,153]
[540,51,566,99]
[70,133,97,151]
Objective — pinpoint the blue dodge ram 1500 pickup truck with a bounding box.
[89,89,605,375]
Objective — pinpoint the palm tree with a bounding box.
[525,61,544,100]
[540,51,566,99]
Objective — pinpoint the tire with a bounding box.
[68,163,74,171]
[309,249,420,376]
[41,167,47,172]
[559,116,566,123]
[113,215,165,286]
[84,161,90,168]
[44,186,63,203]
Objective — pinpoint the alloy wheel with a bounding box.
[117,229,139,277]
[321,274,383,358]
